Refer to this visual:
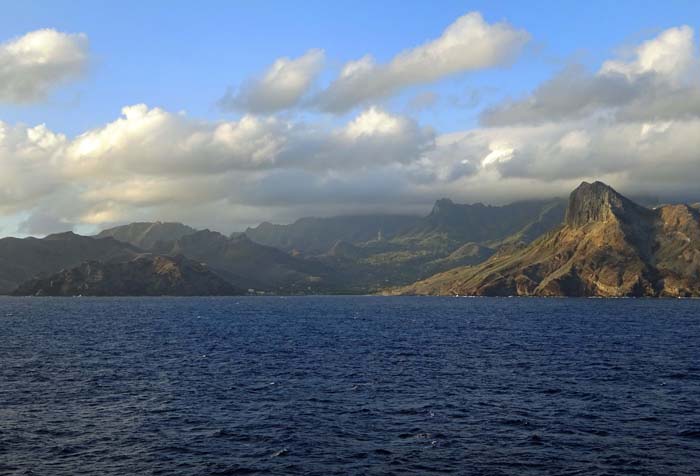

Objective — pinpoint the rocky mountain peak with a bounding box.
[43,231,80,240]
[565,181,647,227]
[96,221,197,250]
[430,198,456,216]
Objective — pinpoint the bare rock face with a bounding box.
[565,181,654,227]
[653,204,700,296]
[12,254,242,296]
[397,181,700,297]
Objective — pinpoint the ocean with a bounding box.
[1,296,699,475]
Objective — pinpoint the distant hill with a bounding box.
[245,201,565,257]
[398,198,566,247]
[152,230,334,293]
[245,215,420,255]
[97,222,197,250]
[395,181,700,297]
[13,187,693,296]
[241,199,567,292]
[13,254,241,296]
[0,232,141,294]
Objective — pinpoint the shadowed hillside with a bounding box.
[97,222,198,250]
[13,254,241,296]
[0,233,141,294]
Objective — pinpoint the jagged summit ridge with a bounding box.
[564,181,649,227]
[396,180,700,297]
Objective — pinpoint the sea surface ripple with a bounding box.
[1,296,699,475]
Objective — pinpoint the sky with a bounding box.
[1,0,700,236]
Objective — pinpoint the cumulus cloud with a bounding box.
[0,29,89,103]
[314,12,530,113]
[65,104,293,177]
[219,49,324,113]
[0,121,67,214]
[3,98,700,234]
[394,123,696,213]
[422,26,700,201]
[0,104,437,231]
[599,26,695,80]
[481,26,700,126]
[5,25,700,235]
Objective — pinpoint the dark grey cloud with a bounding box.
[480,65,640,126]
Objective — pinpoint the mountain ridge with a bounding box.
[96,222,198,250]
[151,229,334,293]
[393,181,700,297]
[12,254,241,296]
[6,183,699,296]
[0,233,141,294]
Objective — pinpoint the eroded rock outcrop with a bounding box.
[396,181,700,297]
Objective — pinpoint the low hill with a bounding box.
[0,232,141,294]
[12,254,241,296]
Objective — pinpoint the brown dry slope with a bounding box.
[396,181,700,297]
[12,254,242,296]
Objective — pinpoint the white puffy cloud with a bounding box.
[482,26,700,126]
[0,29,89,103]
[464,26,700,197]
[427,116,700,202]
[65,104,291,177]
[599,26,694,81]
[431,26,700,201]
[314,12,529,112]
[64,104,431,178]
[219,49,324,113]
[343,106,414,138]
[0,121,67,213]
[3,98,700,235]
[4,24,700,236]
[0,104,437,232]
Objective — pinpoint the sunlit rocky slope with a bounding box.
[394,182,700,297]
[13,254,240,296]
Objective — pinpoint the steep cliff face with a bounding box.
[653,204,700,296]
[564,181,653,227]
[12,254,241,296]
[396,182,700,297]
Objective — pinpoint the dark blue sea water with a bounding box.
[1,297,699,475]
